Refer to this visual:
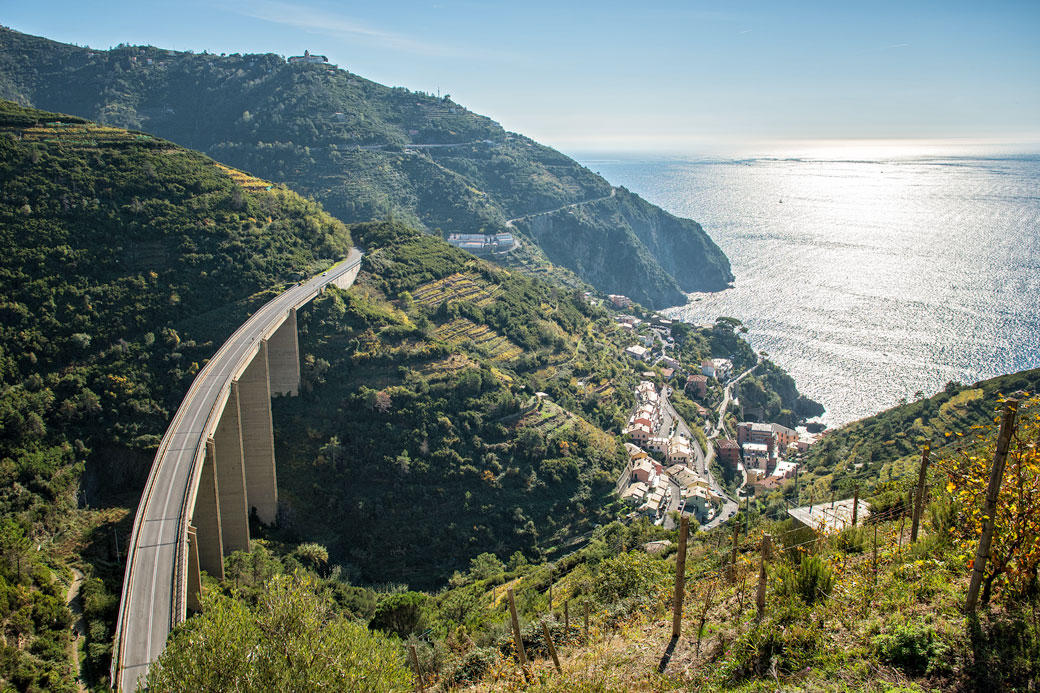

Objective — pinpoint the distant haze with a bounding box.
[5,1,1039,154]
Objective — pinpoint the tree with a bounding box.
[468,552,504,580]
[369,591,428,638]
[147,574,412,692]
[294,543,329,573]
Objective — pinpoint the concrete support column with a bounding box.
[186,526,202,613]
[214,382,250,555]
[192,440,225,580]
[267,308,301,397]
[238,341,278,525]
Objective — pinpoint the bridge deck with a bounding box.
[115,250,362,691]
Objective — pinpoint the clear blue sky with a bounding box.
[5,1,1039,153]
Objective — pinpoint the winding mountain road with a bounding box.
[505,187,616,227]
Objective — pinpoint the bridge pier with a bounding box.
[186,526,202,613]
[192,441,225,580]
[268,308,301,396]
[238,340,278,525]
[214,382,250,555]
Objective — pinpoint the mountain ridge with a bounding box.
[0,26,733,308]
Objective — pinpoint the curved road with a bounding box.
[698,360,759,531]
[114,249,363,691]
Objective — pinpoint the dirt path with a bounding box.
[65,567,87,693]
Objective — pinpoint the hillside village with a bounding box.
[603,293,821,529]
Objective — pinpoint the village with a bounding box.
[603,292,826,531]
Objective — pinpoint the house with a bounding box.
[796,431,818,452]
[714,438,741,467]
[609,294,632,308]
[632,459,657,484]
[660,367,675,380]
[685,374,708,398]
[754,476,785,492]
[624,345,650,361]
[646,436,669,454]
[625,422,651,444]
[621,482,649,505]
[700,360,717,378]
[666,436,692,464]
[712,358,734,380]
[616,315,642,327]
[666,464,706,489]
[737,422,776,453]
[684,486,713,517]
[772,460,798,479]
[742,442,769,470]
[771,423,798,450]
[788,498,871,533]
[624,442,648,461]
[288,50,329,65]
[660,356,681,370]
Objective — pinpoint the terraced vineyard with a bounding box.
[433,317,522,361]
[411,271,502,307]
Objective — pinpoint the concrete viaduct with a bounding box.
[112,249,363,691]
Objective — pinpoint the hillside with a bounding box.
[788,368,1040,507]
[267,220,636,587]
[0,26,733,308]
[147,393,1040,691]
[0,100,352,690]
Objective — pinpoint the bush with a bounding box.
[447,646,499,685]
[873,622,953,676]
[775,555,833,605]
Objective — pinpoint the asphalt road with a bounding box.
[114,250,362,692]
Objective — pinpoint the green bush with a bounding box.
[775,555,833,605]
[873,622,953,676]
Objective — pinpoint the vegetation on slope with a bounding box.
[0,100,350,690]
[269,221,643,588]
[790,368,1040,508]
[145,397,1040,691]
[0,26,733,308]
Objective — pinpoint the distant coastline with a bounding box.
[584,152,1040,426]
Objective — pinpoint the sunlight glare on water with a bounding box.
[581,143,1040,427]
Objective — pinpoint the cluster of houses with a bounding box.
[616,381,724,522]
[712,421,818,493]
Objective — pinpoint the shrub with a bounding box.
[775,555,833,605]
[873,622,953,676]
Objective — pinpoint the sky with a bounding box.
[4,0,1039,155]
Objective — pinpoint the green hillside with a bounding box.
[0,100,351,690]
[0,26,733,308]
[790,368,1040,506]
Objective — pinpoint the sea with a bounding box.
[579,144,1040,427]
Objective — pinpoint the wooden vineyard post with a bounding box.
[910,446,931,543]
[671,516,690,639]
[409,644,425,693]
[852,486,860,526]
[507,588,529,674]
[548,564,554,610]
[872,524,878,583]
[542,621,562,673]
[756,533,771,617]
[564,600,569,634]
[729,523,739,581]
[584,601,590,641]
[966,400,1018,614]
